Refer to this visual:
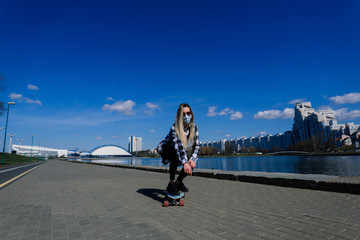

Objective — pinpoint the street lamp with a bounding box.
[8,133,15,154]
[30,134,36,162]
[38,142,41,161]
[17,138,23,155]
[2,102,16,165]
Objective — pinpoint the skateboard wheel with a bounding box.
[179,200,184,206]
[163,200,169,207]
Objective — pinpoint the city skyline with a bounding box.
[1,1,360,151]
[201,101,360,154]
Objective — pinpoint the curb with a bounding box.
[68,160,360,195]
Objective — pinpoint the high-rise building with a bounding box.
[200,101,359,153]
[128,135,142,153]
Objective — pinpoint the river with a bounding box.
[74,155,360,176]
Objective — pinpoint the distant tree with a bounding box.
[336,144,355,152]
[199,146,208,155]
[270,145,280,153]
[327,133,337,152]
[0,74,5,115]
[248,146,255,153]
[241,146,247,153]
[256,147,267,154]
[294,139,316,152]
[199,146,218,156]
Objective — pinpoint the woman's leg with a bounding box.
[169,158,178,181]
[176,168,187,182]
[175,167,192,192]
[176,166,194,182]
[166,158,181,195]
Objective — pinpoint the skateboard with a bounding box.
[163,191,185,207]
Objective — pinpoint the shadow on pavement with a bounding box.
[137,188,166,203]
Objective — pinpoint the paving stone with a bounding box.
[37,228,52,238]
[53,223,67,231]
[109,226,127,236]
[0,160,360,240]
[53,230,67,239]
[21,235,37,240]
[23,228,38,236]
[83,231,101,240]
[68,230,84,239]
[100,232,121,240]
[80,224,96,233]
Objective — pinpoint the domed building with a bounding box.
[90,145,132,157]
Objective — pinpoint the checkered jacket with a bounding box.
[157,123,200,165]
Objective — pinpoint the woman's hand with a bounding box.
[184,163,192,175]
[188,160,196,168]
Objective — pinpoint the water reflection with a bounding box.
[70,155,360,176]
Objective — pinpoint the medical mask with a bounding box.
[183,114,192,124]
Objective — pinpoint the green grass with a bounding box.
[0,153,43,167]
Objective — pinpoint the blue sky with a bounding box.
[1,0,360,151]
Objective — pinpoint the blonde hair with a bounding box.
[175,103,195,148]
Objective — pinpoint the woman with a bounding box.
[157,103,200,195]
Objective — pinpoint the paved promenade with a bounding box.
[0,160,360,240]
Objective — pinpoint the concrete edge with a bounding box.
[66,159,360,195]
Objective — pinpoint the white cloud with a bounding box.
[9,93,42,105]
[254,108,294,119]
[96,137,102,140]
[254,110,281,119]
[207,106,218,117]
[219,108,233,116]
[27,84,39,91]
[230,111,243,120]
[225,134,231,138]
[288,98,306,105]
[281,108,295,119]
[102,100,136,115]
[106,97,115,101]
[25,99,42,105]
[146,102,159,110]
[329,93,360,104]
[144,102,160,115]
[332,108,360,121]
[112,136,118,138]
[9,93,23,100]
[257,131,269,136]
[207,106,242,120]
[149,129,155,133]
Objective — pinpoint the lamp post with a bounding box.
[17,138,23,155]
[38,143,41,161]
[8,133,15,154]
[30,134,36,162]
[2,102,16,165]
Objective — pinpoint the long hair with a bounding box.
[175,103,195,148]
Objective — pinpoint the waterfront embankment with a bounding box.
[69,159,360,195]
[1,159,360,239]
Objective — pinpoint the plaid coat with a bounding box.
[157,123,200,165]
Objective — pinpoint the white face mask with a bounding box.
[183,114,192,124]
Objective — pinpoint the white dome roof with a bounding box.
[90,145,132,156]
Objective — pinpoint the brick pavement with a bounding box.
[0,159,359,240]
